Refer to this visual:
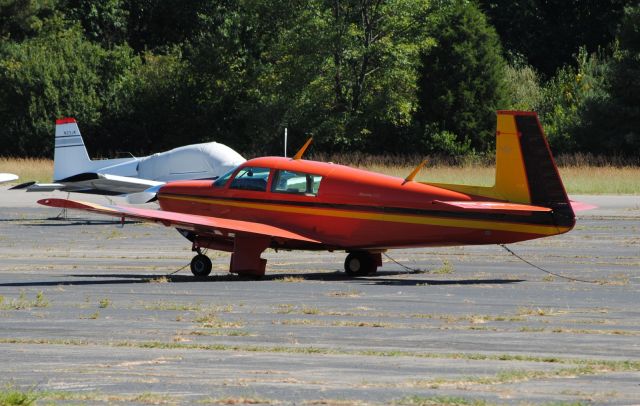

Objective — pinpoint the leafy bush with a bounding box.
[538,48,610,153]
[503,62,543,111]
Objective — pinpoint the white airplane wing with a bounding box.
[12,173,163,195]
[0,173,19,184]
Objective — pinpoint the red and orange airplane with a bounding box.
[39,111,575,278]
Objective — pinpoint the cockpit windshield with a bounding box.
[213,167,237,188]
[230,167,270,191]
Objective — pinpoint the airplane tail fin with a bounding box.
[53,118,91,181]
[424,111,575,227]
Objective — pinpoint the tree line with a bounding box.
[0,0,638,159]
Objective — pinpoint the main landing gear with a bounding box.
[186,233,270,278]
[344,252,381,276]
[190,253,212,277]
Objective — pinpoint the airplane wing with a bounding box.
[0,173,18,184]
[12,173,164,195]
[38,198,320,244]
[432,200,552,215]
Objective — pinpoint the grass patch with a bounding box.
[358,160,640,195]
[39,390,177,404]
[396,395,490,406]
[432,260,454,275]
[201,397,280,404]
[80,311,100,319]
[301,306,321,315]
[188,329,250,337]
[326,289,362,297]
[517,307,566,317]
[404,366,603,389]
[98,298,111,308]
[0,291,49,310]
[2,337,640,376]
[2,156,639,194]
[275,319,397,328]
[0,157,52,183]
[0,385,38,406]
[143,301,204,311]
[146,276,170,283]
[193,311,244,328]
[274,276,305,282]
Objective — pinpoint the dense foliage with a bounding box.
[0,0,638,158]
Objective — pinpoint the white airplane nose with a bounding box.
[126,184,164,204]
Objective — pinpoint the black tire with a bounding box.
[344,252,376,276]
[190,254,212,277]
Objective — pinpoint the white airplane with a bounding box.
[0,173,18,184]
[12,118,245,198]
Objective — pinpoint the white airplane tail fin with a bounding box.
[53,118,91,181]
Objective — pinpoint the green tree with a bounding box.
[478,0,632,76]
[0,23,140,156]
[416,0,508,154]
[181,0,432,154]
[125,0,221,53]
[576,4,640,154]
[0,0,57,40]
[59,0,128,47]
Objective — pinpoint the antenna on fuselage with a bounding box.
[293,137,313,160]
[403,159,428,184]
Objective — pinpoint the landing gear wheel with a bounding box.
[190,254,212,277]
[344,252,377,276]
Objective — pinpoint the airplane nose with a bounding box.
[145,184,164,195]
[126,184,164,204]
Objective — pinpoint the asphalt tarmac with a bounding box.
[0,188,638,405]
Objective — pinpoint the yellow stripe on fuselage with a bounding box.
[160,194,570,236]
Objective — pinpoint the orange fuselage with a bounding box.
[157,157,572,251]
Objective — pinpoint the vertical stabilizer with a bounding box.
[423,111,575,226]
[496,111,574,225]
[53,118,91,181]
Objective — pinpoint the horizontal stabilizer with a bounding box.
[11,181,64,192]
[11,173,163,195]
[47,173,163,195]
[38,198,320,244]
[433,200,551,215]
[10,181,36,190]
[570,200,597,212]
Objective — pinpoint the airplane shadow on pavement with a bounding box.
[0,270,525,287]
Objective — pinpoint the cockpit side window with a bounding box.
[213,167,236,188]
[229,167,270,192]
[271,170,322,196]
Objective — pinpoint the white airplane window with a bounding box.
[272,170,322,196]
[230,167,270,192]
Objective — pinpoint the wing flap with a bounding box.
[433,200,552,214]
[38,198,320,243]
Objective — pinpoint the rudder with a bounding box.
[53,118,91,181]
